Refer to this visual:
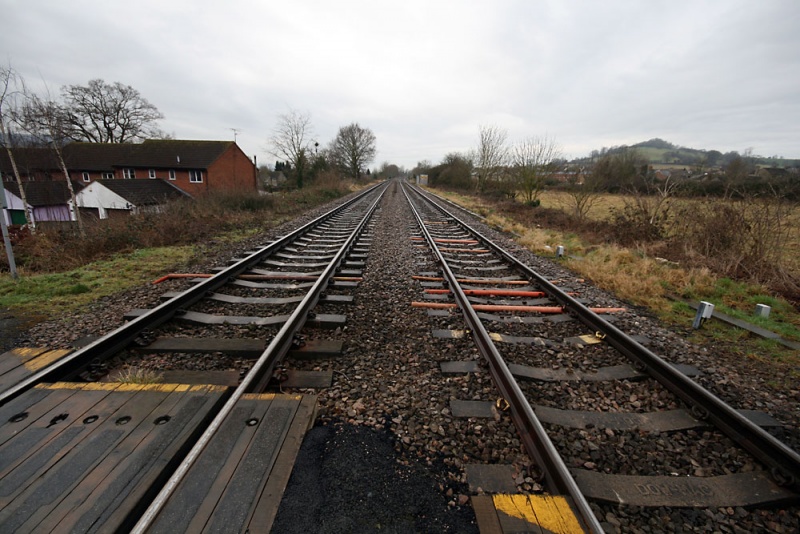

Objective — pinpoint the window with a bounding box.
[123,168,135,179]
[82,172,90,182]
[189,170,203,183]
[169,170,176,181]
[149,169,156,179]
[102,172,114,180]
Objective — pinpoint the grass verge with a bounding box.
[0,246,195,318]
[430,188,800,373]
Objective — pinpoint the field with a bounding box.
[431,187,800,369]
[535,190,800,275]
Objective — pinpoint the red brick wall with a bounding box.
[206,144,257,193]
[23,144,257,196]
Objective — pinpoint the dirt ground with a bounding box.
[0,308,31,353]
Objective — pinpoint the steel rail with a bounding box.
[402,183,603,533]
[0,182,385,407]
[411,183,800,492]
[132,181,388,532]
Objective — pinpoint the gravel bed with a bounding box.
[5,181,800,532]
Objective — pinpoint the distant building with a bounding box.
[1,180,82,225]
[0,139,258,196]
[75,179,191,219]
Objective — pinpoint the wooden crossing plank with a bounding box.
[148,394,317,533]
[470,495,504,534]
[10,384,184,532]
[0,383,226,533]
[0,347,48,376]
[247,394,317,532]
[51,384,226,533]
[493,494,585,534]
[0,348,72,394]
[159,370,240,386]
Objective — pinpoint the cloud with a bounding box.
[2,0,798,168]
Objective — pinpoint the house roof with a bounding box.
[0,147,62,173]
[91,179,191,206]
[118,140,234,168]
[60,143,136,171]
[0,140,237,173]
[2,180,83,206]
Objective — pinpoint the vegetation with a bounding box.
[417,133,799,301]
[0,182,356,318]
[329,122,377,180]
[114,367,163,385]
[578,138,800,170]
[59,79,165,143]
[0,246,193,317]
[428,187,800,372]
[268,109,315,189]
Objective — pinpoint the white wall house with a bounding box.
[74,179,190,220]
[75,181,133,219]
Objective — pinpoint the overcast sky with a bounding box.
[3,0,799,169]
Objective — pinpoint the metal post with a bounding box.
[0,181,19,280]
[693,301,714,329]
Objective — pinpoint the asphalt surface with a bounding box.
[271,420,479,534]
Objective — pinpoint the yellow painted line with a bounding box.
[114,383,148,392]
[82,382,121,391]
[186,384,228,392]
[37,382,89,390]
[24,349,73,372]
[243,393,303,401]
[5,347,49,362]
[493,494,584,533]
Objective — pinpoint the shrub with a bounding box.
[0,186,351,275]
[670,196,798,294]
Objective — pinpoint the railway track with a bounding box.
[0,178,798,532]
[0,181,387,532]
[403,181,800,531]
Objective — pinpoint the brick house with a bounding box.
[0,139,257,196]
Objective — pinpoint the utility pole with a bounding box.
[0,181,18,280]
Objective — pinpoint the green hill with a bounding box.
[576,138,799,168]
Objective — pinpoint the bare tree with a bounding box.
[268,109,314,188]
[330,123,376,180]
[0,64,36,233]
[565,167,602,221]
[511,135,562,204]
[472,124,508,194]
[19,89,84,235]
[60,79,164,143]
